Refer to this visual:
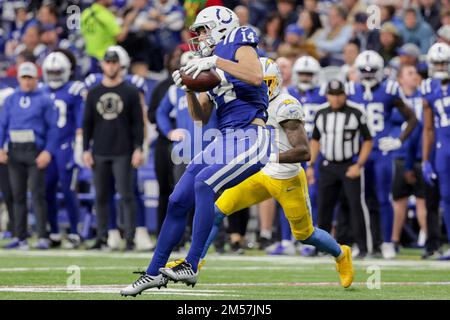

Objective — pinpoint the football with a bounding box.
[180,69,221,92]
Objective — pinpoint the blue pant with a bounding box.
[365,149,393,243]
[46,144,80,235]
[147,125,271,274]
[435,141,450,242]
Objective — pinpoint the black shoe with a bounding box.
[230,242,245,255]
[354,251,367,259]
[125,240,135,251]
[421,250,442,260]
[258,236,272,250]
[89,238,108,250]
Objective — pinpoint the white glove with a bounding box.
[74,134,84,167]
[378,137,402,153]
[182,55,218,79]
[172,70,190,92]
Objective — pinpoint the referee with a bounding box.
[306,79,373,257]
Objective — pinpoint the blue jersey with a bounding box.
[420,78,450,142]
[157,85,218,161]
[390,89,423,168]
[0,88,58,154]
[85,73,148,96]
[287,84,327,137]
[346,80,402,149]
[42,81,85,146]
[207,26,268,133]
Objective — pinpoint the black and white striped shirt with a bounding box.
[312,103,372,162]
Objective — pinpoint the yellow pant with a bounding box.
[216,169,314,240]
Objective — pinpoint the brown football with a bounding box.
[180,69,221,92]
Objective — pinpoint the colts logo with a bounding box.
[216,8,232,24]
[96,93,124,120]
[19,96,31,109]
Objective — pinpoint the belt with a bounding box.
[251,118,266,127]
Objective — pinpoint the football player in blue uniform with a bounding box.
[84,46,154,251]
[345,50,417,258]
[42,52,85,249]
[121,5,270,296]
[421,42,450,260]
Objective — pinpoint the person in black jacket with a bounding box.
[83,50,144,250]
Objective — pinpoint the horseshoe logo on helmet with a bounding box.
[216,8,232,24]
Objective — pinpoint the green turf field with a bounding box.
[0,247,449,300]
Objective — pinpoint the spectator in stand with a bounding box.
[342,0,367,24]
[276,0,298,26]
[420,0,441,31]
[275,56,293,89]
[234,5,260,36]
[260,13,284,58]
[277,24,319,61]
[341,41,360,81]
[398,7,435,54]
[314,5,353,66]
[298,9,322,41]
[80,0,136,74]
[380,4,403,29]
[378,22,403,64]
[9,25,46,64]
[351,12,380,51]
[440,9,450,26]
[4,2,35,55]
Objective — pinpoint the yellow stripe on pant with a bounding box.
[215,169,314,241]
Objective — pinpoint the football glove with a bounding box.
[182,55,218,79]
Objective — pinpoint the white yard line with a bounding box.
[0,249,449,269]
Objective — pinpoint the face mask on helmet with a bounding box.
[429,60,450,79]
[43,68,66,89]
[296,72,315,91]
[358,66,380,87]
[264,75,279,100]
[189,25,218,57]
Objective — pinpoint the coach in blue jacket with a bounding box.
[0,62,58,250]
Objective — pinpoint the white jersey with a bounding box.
[262,93,305,179]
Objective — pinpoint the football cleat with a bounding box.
[165,258,206,270]
[335,245,354,288]
[120,272,169,297]
[63,234,81,249]
[159,261,198,287]
[34,238,50,250]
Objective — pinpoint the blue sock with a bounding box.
[279,207,292,241]
[301,228,342,258]
[186,179,216,272]
[201,205,226,259]
[146,171,195,275]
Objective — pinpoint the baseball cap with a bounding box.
[327,79,346,95]
[103,49,120,63]
[397,43,421,58]
[285,24,304,37]
[18,62,38,78]
[380,22,398,36]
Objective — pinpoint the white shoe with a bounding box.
[107,229,122,250]
[264,241,280,254]
[381,242,396,259]
[417,230,427,247]
[351,244,360,258]
[120,272,168,297]
[159,261,198,287]
[134,227,154,251]
[63,234,81,249]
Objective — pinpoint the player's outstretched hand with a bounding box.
[172,70,190,92]
[182,55,218,79]
[378,136,402,153]
[421,160,437,186]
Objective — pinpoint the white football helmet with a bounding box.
[42,52,71,89]
[292,56,321,91]
[427,42,450,79]
[189,5,239,57]
[260,57,282,100]
[354,50,384,87]
[105,45,130,74]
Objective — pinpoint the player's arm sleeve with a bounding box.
[44,97,59,154]
[130,89,144,150]
[82,91,95,151]
[358,110,373,141]
[156,92,176,138]
[232,27,259,49]
[275,99,306,124]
